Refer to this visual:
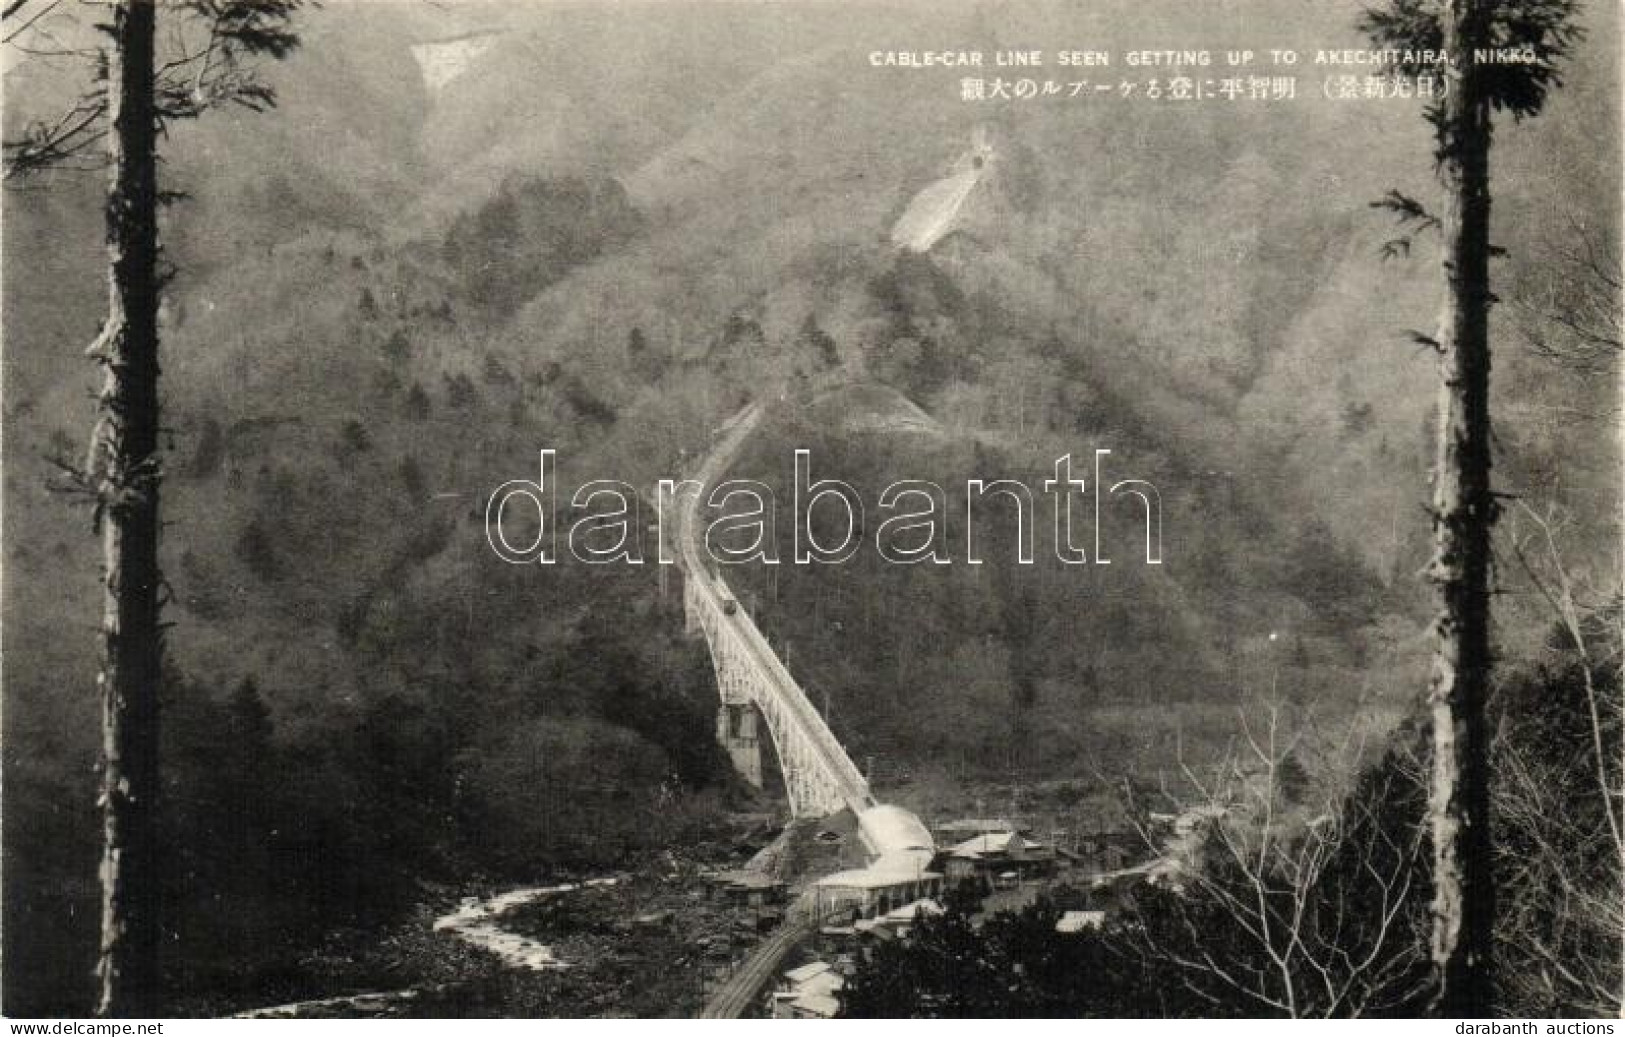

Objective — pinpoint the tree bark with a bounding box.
[1427,0,1497,1016]
[95,0,163,1018]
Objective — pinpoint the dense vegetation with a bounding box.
[843,614,1622,1017]
[3,0,1617,1016]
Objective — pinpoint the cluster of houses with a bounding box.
[702,806,1231,1018]
[798,815,1157,935]
[756,815,1156,1017]
[770,960,847,1019]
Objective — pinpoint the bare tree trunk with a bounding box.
[95,0,163,1018]
[1427,0,1496,1016]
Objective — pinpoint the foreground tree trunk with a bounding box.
[95,0,163,1018]
[1426,0,1496,1015]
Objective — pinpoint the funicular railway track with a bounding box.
[675,399,938,1019]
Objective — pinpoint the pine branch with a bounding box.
[4,0,308,178]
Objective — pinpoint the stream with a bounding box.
[431,876,625,970]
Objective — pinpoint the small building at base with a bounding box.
[770,961,846,1019]
[813,866,944,928]
[1054,909,1107,934]
[941,830,1058,885]
[700,869,790,908]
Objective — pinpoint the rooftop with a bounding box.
[703,870,786,889]
[791,993,841,1018]
[882,898,945,922]
[857,805,935,857]
[1056,910,1107,933]
[934,818,1021,835]
[947,832,1051,858]
[784,961,833,985]
[815,866,943,890]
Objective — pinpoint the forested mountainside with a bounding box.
[4,0,1618,1014]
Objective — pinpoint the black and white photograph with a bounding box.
[2,0,1621,1021]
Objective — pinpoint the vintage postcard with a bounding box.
[2,0,1620,1022]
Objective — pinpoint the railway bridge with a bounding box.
[674,400,940,1019]
[670,402,877,818]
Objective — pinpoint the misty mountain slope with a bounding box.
[2,0,1620,1014]
[137,37,1615,753]
[6,0,1616,809]
[159,9,433,263]
[712,386,1425,785]
[1,172,104,409]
